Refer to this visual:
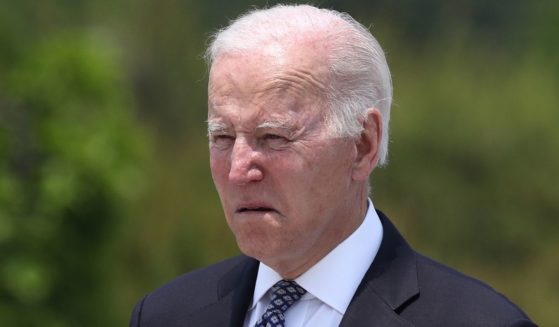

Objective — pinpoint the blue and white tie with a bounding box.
[255,280,307,327]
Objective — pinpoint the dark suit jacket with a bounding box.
[129,211,536,326]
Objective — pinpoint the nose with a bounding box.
[228,138,264,184]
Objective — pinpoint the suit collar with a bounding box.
[218,256,259,327]
[181,256,258,327]
[341,210,419,326]
[367,210,419,310]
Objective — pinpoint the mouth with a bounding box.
[236,204,278,214]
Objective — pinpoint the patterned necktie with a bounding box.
[255,280,307,327]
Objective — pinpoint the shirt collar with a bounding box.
[249,199,384,314]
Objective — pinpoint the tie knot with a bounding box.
[255,280,307,327]
[269,280,307,312]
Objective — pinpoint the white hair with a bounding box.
[205,4,392,165]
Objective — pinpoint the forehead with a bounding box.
[208,45,331,116]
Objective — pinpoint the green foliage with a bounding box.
[0,33,147,326]
[379,43,559,263]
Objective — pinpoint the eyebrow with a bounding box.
[206,120,228,136]
[206,118,295,136]
[256,119,293,131]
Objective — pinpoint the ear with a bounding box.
[352,108,382,181]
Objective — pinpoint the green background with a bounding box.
[1,0,557,325]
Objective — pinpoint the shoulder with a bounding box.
[148,255,248,302]
[374,210,535,326]
[129,255,253,327]
[409,253,535,326]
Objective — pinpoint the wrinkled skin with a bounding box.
[207,44,381,278]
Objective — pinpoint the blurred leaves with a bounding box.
[0,27,148,327]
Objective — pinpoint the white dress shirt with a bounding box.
[243,199,384,327]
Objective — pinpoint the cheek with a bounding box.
[301,149,353,202]
[210,153,230,182]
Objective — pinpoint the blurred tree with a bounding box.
[118,0,208,139]
[0,31,147,326]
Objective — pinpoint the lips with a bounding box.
[236,203,278,214]
[238,207,273,212]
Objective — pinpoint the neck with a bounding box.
[271,187,369,279]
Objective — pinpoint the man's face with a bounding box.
[207,48,361,274]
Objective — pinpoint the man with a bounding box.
[130,4,535,327]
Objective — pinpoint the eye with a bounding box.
[264,134,284,140]
[261,133,289,148]
[210,134,235,149]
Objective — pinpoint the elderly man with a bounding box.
[130,4,535,327]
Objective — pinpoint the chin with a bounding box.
[229,216,289,257]
[235,232,282,261]
[237,240,268,261]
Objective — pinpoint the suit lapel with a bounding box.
[340,284,414,327]
[341,211,419,327]
[184,256,259,327]
[222,257,259,327]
